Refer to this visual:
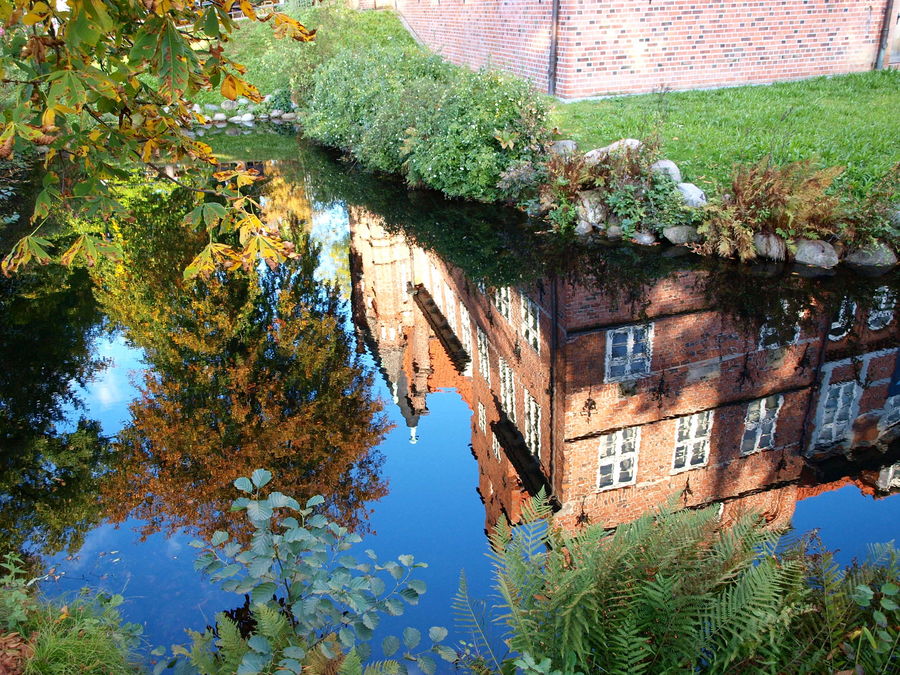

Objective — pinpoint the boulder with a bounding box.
[606,225,624,240]
[574,221,594,236]
[549,140,577,157]
[221,100,237,111]
[257,113,269,120]
[228,115,243,123]
[662,224,701,245]
[240,112,254,122]
[225,126,241,136]
[632,231,657,246]
[650,159,682,183]
[270,109,284,118]
[845,242,898,268]
[194,128,205,137]
[281,112,297,121]
[754,233,786,261]
[191,104,202,114]
[793,239,839,269]
[583,138,643,165]
[204,103,220,111]
[676,182,707,207]
[237,97,249,105]
[891,205,900,228]
[575,189,607,230]
[213,112,227,122]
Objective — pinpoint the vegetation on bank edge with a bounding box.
[549,70,900,196]
[4,475,898,674]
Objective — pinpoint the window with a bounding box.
[605,324,653,382]
[499,358,516,423]
[521,295,540,352]
[493,286,512,321]
[444,282,457,334]
[477,401,486,433]
[816,381,858,447]
[524,390,541,457]
[867,286,896,331]
[741,395,783,455]
[828,298,857,341]
[880,395,900,430]
[491,433,502,461]
[476,326,490,384]
[596,427,640,491]
[459,305,472,375]
[673,410,713,472]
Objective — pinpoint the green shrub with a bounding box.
[456,494,900,674]
[156,470,456,675]
[302,43,549,202]
[0,554,142,675]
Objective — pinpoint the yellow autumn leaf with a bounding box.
[141,139,156,162]
[220,73,239,100]
[41,107,56,128]
[239,0,256,20]
[22,1,50,26]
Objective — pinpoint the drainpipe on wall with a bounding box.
[547,0,561,95]
[875,0,896,69]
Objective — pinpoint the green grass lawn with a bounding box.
[550,70,900,195]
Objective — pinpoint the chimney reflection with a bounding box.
[349,207,900,532]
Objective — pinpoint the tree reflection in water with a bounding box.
[95,180,389,540]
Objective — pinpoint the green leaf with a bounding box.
[156,20,195,102]
[434,645,457,662]
[408,579,426,595]
[234,477,253,493]
[306,495,325,508]
[282,646,305,660]
[402,627,420,650]
[882,582,899,596]
[268,492,300,510]
[398,554,414,567]
[251,469,273,489]
[427,626,447,643]
[248,635,271,654]
[247,500,274,522]
[382,635,400,657]
[251,582,277,605]
[211,531,229,546]
[873,609,888,626]
[237,650,271,674]
[417,654,436,675]
[881,597,899,611]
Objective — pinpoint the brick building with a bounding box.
[356,0,900,98]
[349,207,900,532]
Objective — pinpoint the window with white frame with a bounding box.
[459,304,472,375]
[499,358,516,423]
[521,295,540,352]
[523,390,541,456]
[828,298,857,341]
[672,410,713,472]
[491,433,502,461]
[493,286,512,322]
[596,427,640,491]
[816,381,858,447]
[476,326,490,384]
[476,280,487,295]
[880,394,900,430]
[741,395,783,455]
[867,286,896,331]
[477,401,486,433]
[605,324,653,382]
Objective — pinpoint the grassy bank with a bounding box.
[550,71,900,195]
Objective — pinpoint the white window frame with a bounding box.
[828,298,857,341]
[444,282,458,334]
[741,395,783,455]
[459,304,473,375]
[672,410,714,473]
[476,326,490,385]
[596,427,640,491]
[499,357,516,423]
[880,394,900,431]
[605,323,654,383]
[816,380,859,447]
[491,433,502,461]
[477,401,486,433]
[867,286,896,332]
[521,295,541,353]
[493,286,512,322]
[523,389,541,457]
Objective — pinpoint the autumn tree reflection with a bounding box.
[97,181,389,539]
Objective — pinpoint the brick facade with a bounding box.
[365,0,899,98]
[349,207,900,534]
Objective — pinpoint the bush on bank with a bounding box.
[301,45,550,202]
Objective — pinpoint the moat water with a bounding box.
[1,134,898,669]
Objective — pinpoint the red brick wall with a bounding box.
[384,0,893,98]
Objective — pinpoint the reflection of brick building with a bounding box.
[349,207,900,532]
